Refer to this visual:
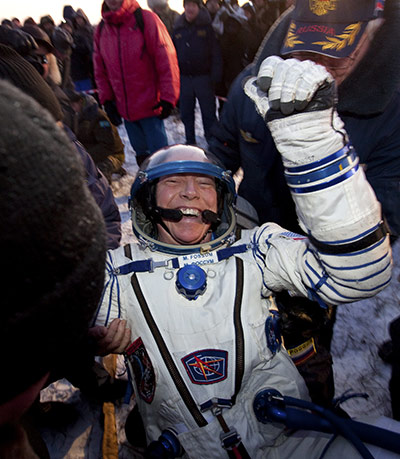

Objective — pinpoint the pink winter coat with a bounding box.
[94,0,180,122]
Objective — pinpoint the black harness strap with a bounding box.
[232,257,245,405]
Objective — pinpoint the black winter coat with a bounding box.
[172,8,222,83]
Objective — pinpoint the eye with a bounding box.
[162,176,181,185]
[198,178,215,187]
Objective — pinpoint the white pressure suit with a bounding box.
[94,57,395,458]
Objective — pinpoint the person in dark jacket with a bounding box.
[172,0,222,145]
[70,8,96,91]
[147,0,180,35]
[68,90,126,183]
[209,0,400,408]
[216,5,260,100]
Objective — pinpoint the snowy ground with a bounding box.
[40,108,400,457]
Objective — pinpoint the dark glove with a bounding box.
[103,100,122,126]
[152,100,173,120]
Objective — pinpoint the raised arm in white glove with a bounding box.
[244,56,388,253]
[244,56,347,169]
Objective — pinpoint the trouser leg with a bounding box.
[179,75,196,145]
[140,116,168,154]
[124,119,149,165]
[194,75,217,144]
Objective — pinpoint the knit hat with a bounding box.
[0,79,106,403]
[0,44,64,121]
[281,0,386,58]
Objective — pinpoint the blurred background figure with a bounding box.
[39,14,56,38]
[63,5,96,92]
[68,89,126,183]
[206,0,221,21]
[172,0,222,145]
[11,17,22,28]
[147,0,180,35]
[23,17,37,26]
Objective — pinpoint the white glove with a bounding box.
[244,56,348,169]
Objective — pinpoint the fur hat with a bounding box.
[0,44,63,121]
[0,79,106,403]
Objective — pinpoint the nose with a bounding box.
[181,177,199,200]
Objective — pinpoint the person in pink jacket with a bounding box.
[94,0,180,165]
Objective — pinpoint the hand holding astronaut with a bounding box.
[89,318,131,356]
[244,56,348,168]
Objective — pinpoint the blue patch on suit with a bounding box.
[99,120,110,128]
[181,349,228,385]
[126,337,155,403]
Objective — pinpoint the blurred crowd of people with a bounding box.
[1,7,127,182]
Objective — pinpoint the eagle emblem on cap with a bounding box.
[309,0,337,16]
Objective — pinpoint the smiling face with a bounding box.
[155,173,218,245]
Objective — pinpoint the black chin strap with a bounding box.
[154,207,220,224]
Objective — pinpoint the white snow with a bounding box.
[40,108,400,457]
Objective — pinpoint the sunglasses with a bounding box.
[37,54,48,65]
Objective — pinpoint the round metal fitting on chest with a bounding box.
[175,264,207,300]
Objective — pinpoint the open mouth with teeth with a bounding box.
[154,206,219,224]
[179,208,201,217]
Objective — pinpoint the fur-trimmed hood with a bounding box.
[254,0,400,116]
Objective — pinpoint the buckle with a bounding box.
[200,397,233,413]
[220,427,241,450]
[149,259,170,272]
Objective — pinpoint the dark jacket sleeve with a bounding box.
[64,125,122,249]
[208,71,248,174]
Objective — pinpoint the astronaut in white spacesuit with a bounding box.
[93,56,396,457]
